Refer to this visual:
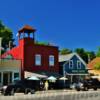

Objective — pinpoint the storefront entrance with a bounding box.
[3,72,12,85]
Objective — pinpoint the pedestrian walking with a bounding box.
[44,81,49,91]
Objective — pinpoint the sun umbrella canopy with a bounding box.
[47,76,57,80]
[28,76,40,80]
[59,77,68,80]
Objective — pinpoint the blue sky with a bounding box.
[0,0,100,51]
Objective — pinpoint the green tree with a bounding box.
[75,48,87,62]
[60,48,72,55]
[94,62,100,70]
[0,20,14,52]
[96,47,100,57]
[86,51,96,61]
[75,48,96,63]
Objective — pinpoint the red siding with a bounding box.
[2,37,59,78]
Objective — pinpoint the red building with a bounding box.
[1,25,59,82]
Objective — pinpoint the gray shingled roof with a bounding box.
[59,53,87,66]
[59,53,74,62]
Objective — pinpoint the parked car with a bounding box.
[75,78,100,91]
[70,82,83,90]
[0,79,40,96]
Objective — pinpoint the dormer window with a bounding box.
[77,60,81,69]
[69,60,73,69]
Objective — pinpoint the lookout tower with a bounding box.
[18,25,36,40]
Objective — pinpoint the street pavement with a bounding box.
[0,89,100,100]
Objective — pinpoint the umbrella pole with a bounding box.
[64,71,66,88]
[71,75,73,84]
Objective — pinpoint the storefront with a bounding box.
[0,59,21,86]
[59,53,89,84]
[65,69,88,83]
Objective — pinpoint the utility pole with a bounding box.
[88,54,91,63]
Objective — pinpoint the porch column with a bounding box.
[71,75,73,83]
[12,72,14,83]
[1,72,3,86]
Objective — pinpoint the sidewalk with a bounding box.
[35,89,76,94]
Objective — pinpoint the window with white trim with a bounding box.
[35,54,41,66]
[77,60,81,69]
[49,55,54,66]
[69,60,73,69]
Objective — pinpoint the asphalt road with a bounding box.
[0,89,100,100]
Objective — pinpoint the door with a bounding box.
[3,72,12,85]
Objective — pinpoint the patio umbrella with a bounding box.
[59,77,68,80]
[59,77,68,88]
[47,76,57,81]
[28,76,40,80]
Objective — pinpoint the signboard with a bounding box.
[67,69,88,74]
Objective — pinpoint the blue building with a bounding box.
[59,53,88,83]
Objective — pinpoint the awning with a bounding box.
[35,71,62,78]
[24,71,47,79]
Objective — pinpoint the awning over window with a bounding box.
[25,71,62,79]
[24,71,47,79]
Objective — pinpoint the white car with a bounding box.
[70,82,83,91]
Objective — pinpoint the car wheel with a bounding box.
[24,88,29,94]
[84,87,88,91]
[93,87,97,91]
[30,89,35,94]
[10,88,15,96]
[76,87,80,91]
